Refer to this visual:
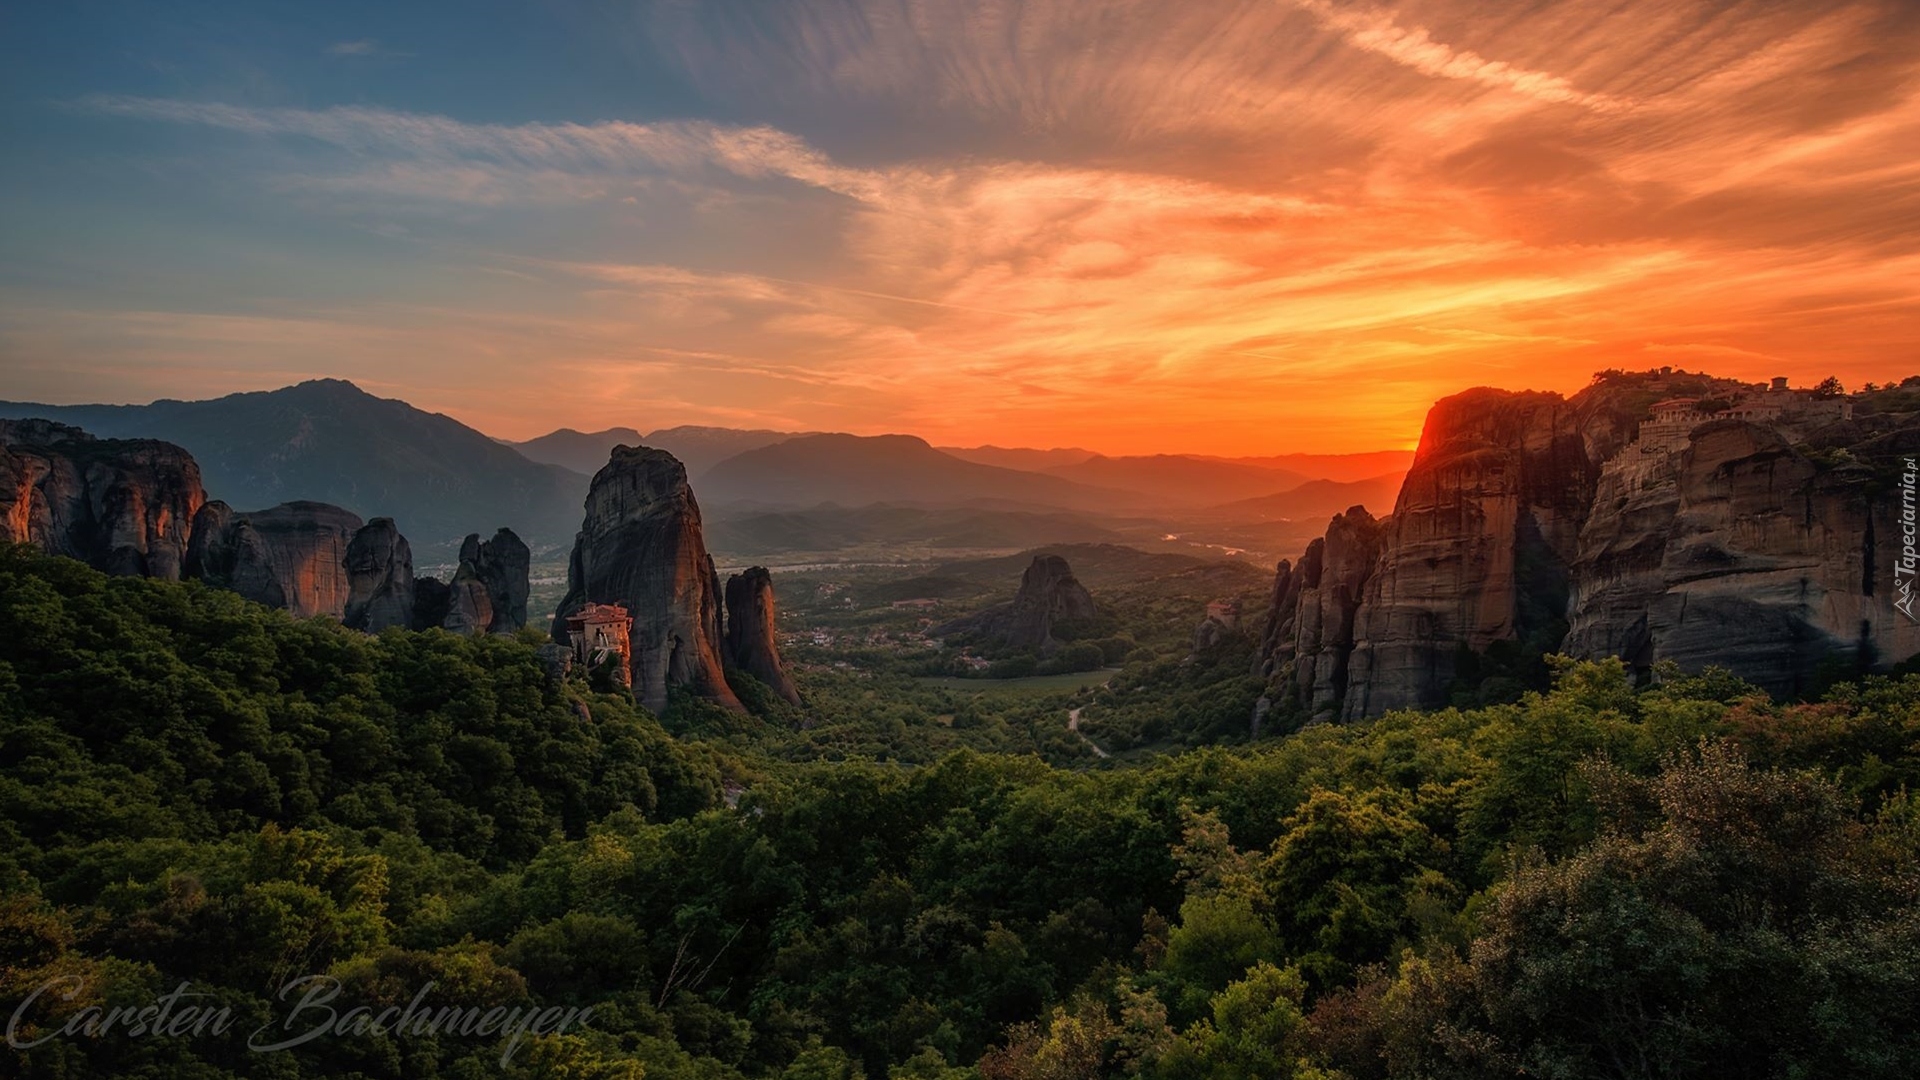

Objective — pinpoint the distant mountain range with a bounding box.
[514,425,798,479]
[0,380,586,547]
[1202,473,1406,523]
[1205,449,1415,484]
[938,445,1099,471]
[1042,454,1309,506]
[697,433,1136,511]
[0,381,1410,557]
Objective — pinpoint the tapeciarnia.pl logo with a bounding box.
[1898,457,1918,622]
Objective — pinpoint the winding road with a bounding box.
[1067,706,1110,759]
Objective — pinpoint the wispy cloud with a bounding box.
[30,0,1920,452]
[78,96,891,202]
[1289,0,1631,112]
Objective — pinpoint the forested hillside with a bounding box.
[3,546,1917,1078]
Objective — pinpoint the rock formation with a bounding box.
[0,419,205,578]
[1338,388,1638,719]
[934,554,1101,653]
[1251,507,1387,722]
[552,446,743,715]
[1562,418,1916,696]
[185,500,364,617]
[1,417,536,636]
[451,528,531,634]
[343,517,415,631]
[386,528,531,635]
[724,566,802,704]
[1190,598,1243,655]
[442,567,495,635]
[1251,372,1920,722]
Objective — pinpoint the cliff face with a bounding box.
[445,528,530,635]
[1252,507,1387,723]
[186,500,364,618]
[1338,388,1640,719]
[1564,419,1920,695]
[1009,555,1100,650]
[934,554,1100,653]
[0,419,205,579]
[1254,375,1920,722]
[724,566,802,704]
[553,446,742,715]
[2,418,537,635]
[343,517,415,632]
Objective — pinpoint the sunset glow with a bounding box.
[4,0,1918,453]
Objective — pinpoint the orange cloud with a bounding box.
[11,0,1917,455]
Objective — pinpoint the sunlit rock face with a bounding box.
[553,445,742,715]
[1253,375,1920,721]
[0,419,206,580]
[187,500,363,618]
[1339,387,1637,719]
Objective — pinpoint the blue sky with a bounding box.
[3,0,1917,453]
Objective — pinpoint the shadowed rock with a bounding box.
[934,553,1099,654]
[453,528,530,634]
[552,445,742,715]
[344,517,415,632]
[442,567,495,635]
[724,566,800,704]
[411,576,451,631]
[1248,507,1387,724]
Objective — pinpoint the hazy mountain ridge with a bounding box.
[1041,453,1309,505]
[1202,473,1406,522]
[1206,449,1416,483]
[937,445,1099,470]
[515,424,799,478]
[3,381,1412,558]
[706,503,1127,556]
[695,432,1142,512]
[0,380,585,546]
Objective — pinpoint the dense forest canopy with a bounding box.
[2,546,1917,1078]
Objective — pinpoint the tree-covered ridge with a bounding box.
[1,546,1917,1078]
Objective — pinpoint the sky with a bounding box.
[1,0,1917,455]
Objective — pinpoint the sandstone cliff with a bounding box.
[1338,387,1638,718]
[0,419,205,579]
[934,554,1100,653]
[343,517,415,632]
[1251,507,1387,722]
[446,528,530,634]
[552,446,743,715]
[724,566,802,704]
[1563,417,1920,696]
[186,500,364,618]
[1252,373,1920,722]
